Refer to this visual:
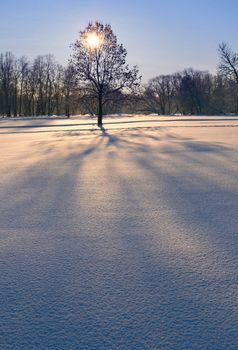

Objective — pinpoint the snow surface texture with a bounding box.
[0,116,238,350]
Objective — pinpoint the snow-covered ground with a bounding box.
[0,115,238,349]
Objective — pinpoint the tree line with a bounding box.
[0,40,238,117]
[0,53,78,117]
[141,43,238,115]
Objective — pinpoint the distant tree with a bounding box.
[0,52,15,116]
[71,21,141,126]
[63,64,78,118]
[218,43,238,112]
[18,56,29,116]
[142,70,214,116]
[2,40,238,118]
[144,75,175,115]
[218,42,238,84]
[176,69,213,115]
[53,64,64,116]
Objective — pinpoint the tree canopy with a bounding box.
[71,21,141,125]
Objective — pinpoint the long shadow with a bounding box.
[0,132,112,349]
[1,127,238,349]
[0,134,103,231]
[88,131,238,348]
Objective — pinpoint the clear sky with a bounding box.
[1,0,237,81]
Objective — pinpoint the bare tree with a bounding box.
[0,52,15,116]
[18,56,29,116]
[176,69,212,115]
[71,21,141,126]
[63,64,78,118]
[1,41,238,118]
[144,75,175,115]
[52,64,64,116]
[218,42,238,84]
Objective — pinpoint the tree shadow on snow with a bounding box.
[1,125,238,349]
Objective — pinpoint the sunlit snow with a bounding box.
[0,115,238,349]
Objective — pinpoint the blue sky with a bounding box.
[1,0,237,81]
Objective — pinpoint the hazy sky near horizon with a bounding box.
[1,0,237,81]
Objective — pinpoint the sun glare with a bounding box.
[84,32,103,49]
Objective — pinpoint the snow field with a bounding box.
[0,116,238,349]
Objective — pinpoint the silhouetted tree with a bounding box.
[63,64,78,117]
[218,42,238,84]
[144,75,175,115]
[18,56,29,116]
[175,69,213,115]
[218,43,238,113]
[71,21,141,126]
[2,41,238,117]
[0,52,15,116]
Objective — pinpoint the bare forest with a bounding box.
[0,42,238,117]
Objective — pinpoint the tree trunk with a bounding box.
[19,82,23,116]
[13,81,18,117]
[65,91,70,118]
[98,95,103,126]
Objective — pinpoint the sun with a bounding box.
[84,32,103,49]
